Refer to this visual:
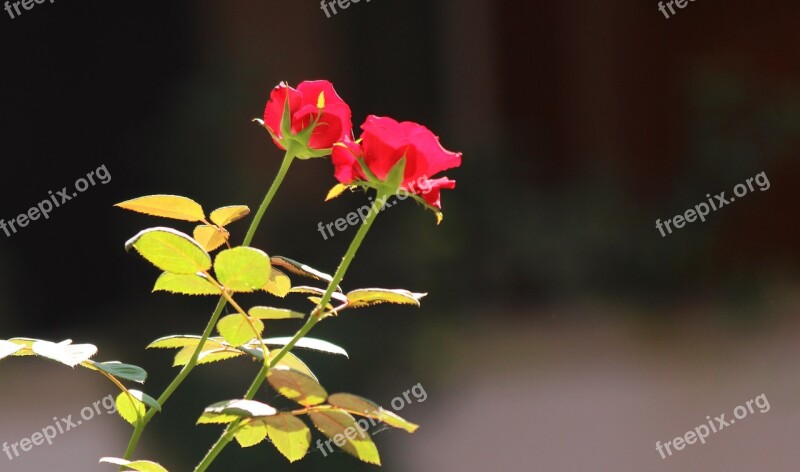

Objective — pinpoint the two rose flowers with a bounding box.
[262,80,462,212]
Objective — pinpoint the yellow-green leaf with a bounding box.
[210,205,250,227]
[153,273,221,296]
[288,286,348,303]
[267,366,327,406]
[263,414,311,462]
[193,225,229,252]
[308,409,381,465]
[116,391,146,425]
[270,256,337,287]
[99,457,169,472]
[115,194,205,222]
[147,335,225,350]
[267,351,318,381]
[263,268,292,297]
[7,338,38,356]
[173,345,244,367]
[249,306,304,320]
[346,288,426,308]
[325,183,350,201]
[327,393,419,433]
[125,227,212,275]
[235,420,269,448]
[217,314,263,347]
[215,247,271,292]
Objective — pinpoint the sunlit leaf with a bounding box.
[0,340,23,361]
[235,420,269,448]
[249,306,304,320]
[263,414,311,462]
[115,194,205,222]
[99,457,169,472]
[327,393,419,433]
[153,272,221,296]
[173,346,244,367]
[325,183,351,201]
[308,409,381,465]
[263,268,292,298]
[263,337,348,358]
[267,366,327,406]
[288,286,348,303]
[210,205,250,227]
[198,399,277,424]
[116,391,146,425]
[147,335,224,350]
[193,225,229,252]
[32,340,97,367]
[215,247,271,292]
[7,338,39,356]
[90,361,148,384]
[346,288,426,308]
[268,351,318,381]
[270,256,338,288]
[217,314,264,347]
[125,227,212,275]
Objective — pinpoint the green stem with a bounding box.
[121,148,296,461]
[193,192,387,472]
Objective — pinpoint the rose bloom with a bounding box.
[263,80,352,153]
[332,115,461,209]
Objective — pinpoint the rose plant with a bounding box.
[0,79,461,471]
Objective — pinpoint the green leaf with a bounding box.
[193,225,229,252]
[215,247,271,292]
[125,227,212,275]
[115,194,205,222]
[153,272,221,296]
[270,256,339,288]
[116,391,146,425]
[249,306,304,320]
[217,314,264,347]
[99,457,169,472]
[131,390,161,412]
[263,337,348,358]
[267,366,328,406]
[198,399,277,424]
[308,409,381,465]
[327,393,419,433]
[210,205,250,227]
[91,361,148,384]
[263,414,311,462]
[263,268,292,297]
[346,288,426,308]
[235,420,269,448]
[0,340,23,360]
[32,340,97,367]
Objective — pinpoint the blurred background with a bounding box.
[1,0,799,470]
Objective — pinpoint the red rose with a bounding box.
[332,115,461,209]
[263,80,352,156]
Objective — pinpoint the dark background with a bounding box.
[0,1,799,471]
